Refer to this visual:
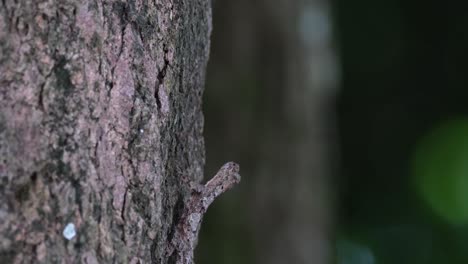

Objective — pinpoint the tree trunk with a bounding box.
[0,0,212,263]
[252,1,336,262]
[200,0,337,263]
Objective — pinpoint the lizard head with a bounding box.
[219,162,241,184]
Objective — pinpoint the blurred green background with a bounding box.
[197,0,468,263]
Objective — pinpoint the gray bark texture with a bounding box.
[0,0,212,263]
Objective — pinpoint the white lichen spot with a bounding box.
[140,129,144,134]
[63,223,76,240]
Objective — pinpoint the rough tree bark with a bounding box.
[0,0,213,263]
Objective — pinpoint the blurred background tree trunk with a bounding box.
[199,0,338,263]
[0,0,211,262]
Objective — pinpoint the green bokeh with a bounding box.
[412,119,468,224]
